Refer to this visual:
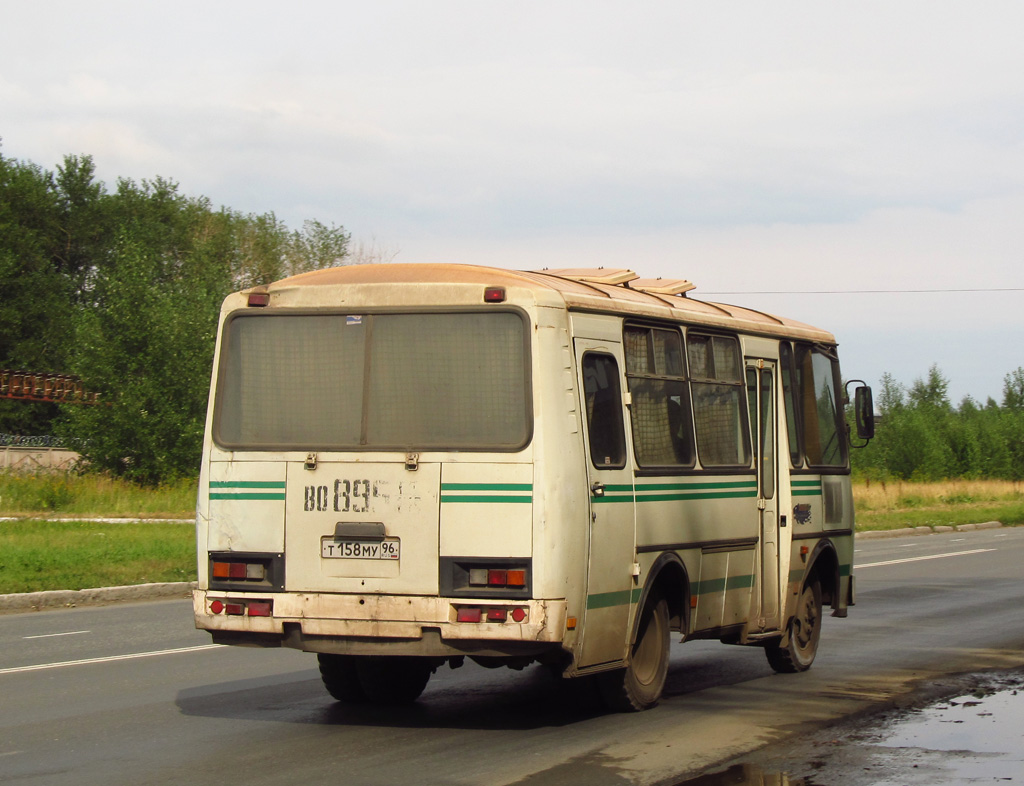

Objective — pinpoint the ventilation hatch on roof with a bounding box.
[538,268,639,286]
[630,278,696,296]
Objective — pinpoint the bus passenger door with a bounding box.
[575,340,637,668]
[747,360,782,630]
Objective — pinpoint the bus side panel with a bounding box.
[206,459,287,554]
[533,308,591,657]
[439,462,533,558]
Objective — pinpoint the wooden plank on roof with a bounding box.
[630,278,696,296]
[538,268,638,286]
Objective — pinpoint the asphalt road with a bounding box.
[2,527,1023,786]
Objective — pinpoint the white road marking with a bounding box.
[0,644,223,676]
[858,548,996,569]
[22,630,90,640]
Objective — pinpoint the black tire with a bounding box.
[317,653,368,703]
[357,656,434,705]
[598,593,670,712]
[765,578,822,673]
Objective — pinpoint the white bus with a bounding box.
[193,264,873,711]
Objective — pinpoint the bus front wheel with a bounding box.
[765,578,822,673]
[598,593,670,712]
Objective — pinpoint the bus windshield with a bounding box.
[214,310,530,451]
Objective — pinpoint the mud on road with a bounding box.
[675,667,1024,786]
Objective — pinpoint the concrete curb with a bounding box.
[0,581,195,614]
[857,521,1003,539]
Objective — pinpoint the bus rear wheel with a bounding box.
[765,578,822,673]
[317,654,434,705]
[599,593,670,712]
[317,654,368,703]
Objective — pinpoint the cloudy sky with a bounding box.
[3,1,1023,403]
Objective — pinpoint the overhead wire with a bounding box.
[701,287,1024,295]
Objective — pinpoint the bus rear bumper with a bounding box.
[193,590,568,658]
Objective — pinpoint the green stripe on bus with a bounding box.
[441,483,533,491]
[587,587,644,609]
[209,492,286,501]
[690,574,755,596]
[210,480,286,489]
[441,495,533,503]
[593,490,759,503]
[632,481,757,491]
[792,489,822,496]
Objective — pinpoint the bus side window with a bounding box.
[582,354,627,469]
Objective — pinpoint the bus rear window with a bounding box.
[214,311,530,450]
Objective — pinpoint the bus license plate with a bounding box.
[321,537,400,560]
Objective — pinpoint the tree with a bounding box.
[1002,368,1024,410]
[61,223,227,484]
[0,144,354,482]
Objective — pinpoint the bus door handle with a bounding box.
[590,481,606,498]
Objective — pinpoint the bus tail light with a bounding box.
[209,598,274,617]
[209,553,283,590]
[442,558,531,599]
[468,567,528,589]
[455,606,528,624]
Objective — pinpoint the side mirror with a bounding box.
[854,385,875,441]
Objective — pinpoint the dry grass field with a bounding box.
[853,478,1024,531]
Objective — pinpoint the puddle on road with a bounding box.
[670,763,819,785]
[867,684,1024,784]
[672,681,1023,786]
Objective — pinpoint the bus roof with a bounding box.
[268,263,835,344]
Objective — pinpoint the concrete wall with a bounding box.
[0,447,81,472]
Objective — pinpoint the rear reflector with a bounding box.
[225,603,245,616]
[510,607,527,623]
[486,608,508,622]
[247,602,272,617]
[457,607,482,623]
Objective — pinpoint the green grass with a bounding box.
[0,518,195,594]
[0,472,195,518]
[855,501,1024,531]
